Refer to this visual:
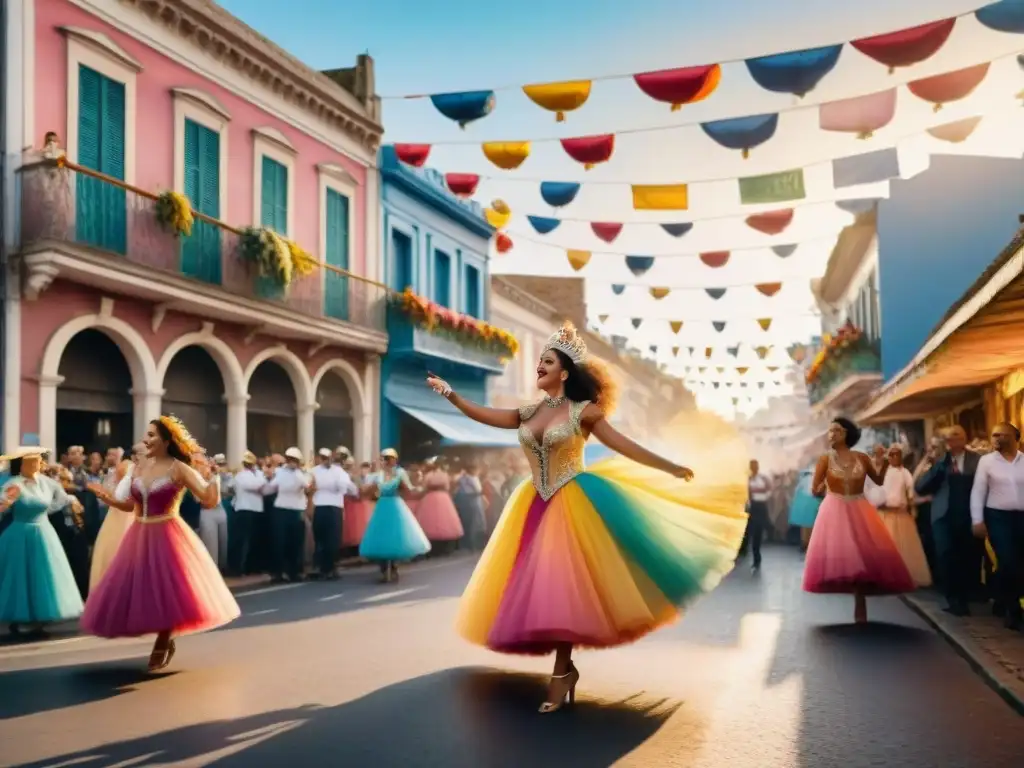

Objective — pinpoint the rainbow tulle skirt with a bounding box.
[457,457,748,655]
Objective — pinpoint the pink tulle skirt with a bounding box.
[342,499,373,547]
[803,494,915,596]
[415,490,464,541]
[81,515,240,638]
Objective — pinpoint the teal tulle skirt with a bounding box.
[788,470,822,529]
[0,517,84,623]
[359,496,431,561]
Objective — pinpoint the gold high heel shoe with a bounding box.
[539,664,579,713]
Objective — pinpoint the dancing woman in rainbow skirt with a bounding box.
[426,323,747,713]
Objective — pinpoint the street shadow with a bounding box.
[9,667,687,768]
[0,662,178,720]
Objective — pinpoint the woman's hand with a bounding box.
[671,465,695,481]
[426,373,452,397]
[86,482,110,502]
[4,484,21,503]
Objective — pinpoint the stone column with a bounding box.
[297,402,318,460]
[130,388,164,440]
[224,393,250,467]
[363,353,380,459]
[36,374,65,454]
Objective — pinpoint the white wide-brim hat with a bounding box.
[0,446,50,461]
[284,447,304,461]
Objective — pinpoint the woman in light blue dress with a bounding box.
[788,466,822,552]
[359,448,430,582]
[0,447,85,637]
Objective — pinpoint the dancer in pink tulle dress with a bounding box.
[803,417,915,623]
[82,416,240,671]
[415,461,463,551]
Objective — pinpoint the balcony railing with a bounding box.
[807,346,882,406]
[18,158,386,333]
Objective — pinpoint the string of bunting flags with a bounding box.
[383,1,1023,129]
[391,49,1024,167]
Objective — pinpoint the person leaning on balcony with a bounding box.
[969,422,1024,632]
[915,426,982,617]
[229,452,265,576]
[264,448,310,583]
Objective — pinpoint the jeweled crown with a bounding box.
[545,322,588,365]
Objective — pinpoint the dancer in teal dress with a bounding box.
[359,448,430,582]
[0,447,85,637]
[788,466,822,551]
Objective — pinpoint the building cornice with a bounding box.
[116,0,383,150]
[815,208,877,307]
[491,278,560,320]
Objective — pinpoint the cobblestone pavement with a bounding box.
[0,547,1021,768]
[902,589,1024,712]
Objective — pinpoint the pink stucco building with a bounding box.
[2,0,385,464]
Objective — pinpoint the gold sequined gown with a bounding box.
[456,400,749,655]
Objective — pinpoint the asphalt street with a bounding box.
[0,546,1021,768]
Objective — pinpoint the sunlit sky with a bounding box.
[218,0,1024,415]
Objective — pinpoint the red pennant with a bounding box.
[851,18,956,72]
[444,173,480,198]
[590,222,623,243]
[745,209,794,236]
[393,144,431,167]
[700,251,730,268]
[756,282,783,297]
[560,134,615,170]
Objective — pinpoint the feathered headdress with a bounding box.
[158,414,201,457]
[545,321,588,365]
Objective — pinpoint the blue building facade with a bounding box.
[378,147,513,457]
[877,155,1024,379]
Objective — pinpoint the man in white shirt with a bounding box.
[265,447,310,583]
[310,448,358,579]
[229,451,265,576]
[738,459,771,573]
[970,422,1024,631]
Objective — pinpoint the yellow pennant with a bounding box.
[566,249,591,272]
[632,184,688,211]
[669,321,683,334]
[757,318,772,331]
[649,287,671,300]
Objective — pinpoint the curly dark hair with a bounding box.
[833,417,862,448]
[150,419,193,465]
[551,350,619,416]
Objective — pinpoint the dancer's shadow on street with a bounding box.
[10,667,688,768]
[0,663,178,720]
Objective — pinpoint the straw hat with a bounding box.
[0,446,49,461]
[284,447,304,461]
[380,447,399,459]
[242,451,258,465]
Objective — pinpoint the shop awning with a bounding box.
[860,229,1024,423]
[392,403,521,448]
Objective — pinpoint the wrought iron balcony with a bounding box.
[17,158,387,351]
[807,342,883,409]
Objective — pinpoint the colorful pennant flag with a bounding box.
[632,184,689,210]
[738,169,806,205]
[566,250,591,271]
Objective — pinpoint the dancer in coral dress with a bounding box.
[342,460,373,548]
[803,418,916,622]
[82,417,240,671]
[415,459,463,551]
[427,322,748,713]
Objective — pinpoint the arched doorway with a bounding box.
[162,346,228,455]
[56,329,134,454]
[314,371,354,453]
[247,360,297,456]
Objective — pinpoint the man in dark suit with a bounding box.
[915,426,982,616]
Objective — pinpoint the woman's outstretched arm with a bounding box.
[427,374,520,429]
[584,405,692,479]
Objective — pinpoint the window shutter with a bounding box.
[181,119,222,284]
[324,188,350,320]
